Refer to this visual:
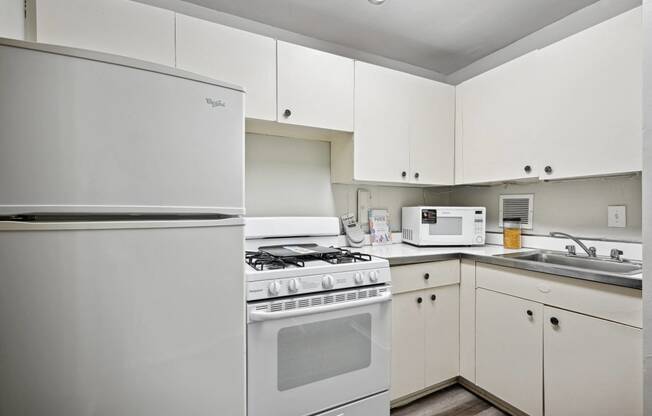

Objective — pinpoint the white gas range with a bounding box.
[245,218,392,416]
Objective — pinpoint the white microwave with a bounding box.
[402,206,486,246]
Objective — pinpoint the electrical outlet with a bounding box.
[608,205,626,228]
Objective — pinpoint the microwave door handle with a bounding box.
[249,291,392,322]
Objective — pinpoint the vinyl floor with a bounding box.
[390,385,508,416]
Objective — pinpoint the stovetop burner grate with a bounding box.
[246,246,372,270]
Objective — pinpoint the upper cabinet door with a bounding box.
[455,51,540,184]
[277,41,354,131]
[408,75,455,185]
[175,14,276,121]
[543,306,642,416]
[353,61,411,184]
[32,0,175,66]
[538,7,642,180]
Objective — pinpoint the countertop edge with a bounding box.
[383,252,642,290]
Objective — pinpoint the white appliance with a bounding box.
[402,206,486,246]
[0,38,246,415]
[245,218,391,416]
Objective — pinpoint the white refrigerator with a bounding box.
[0,38,246,415]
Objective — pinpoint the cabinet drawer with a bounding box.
[391,260,460,294]
[476,263,642,327]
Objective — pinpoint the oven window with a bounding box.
[277,313,372,391]
[428,217,463,236]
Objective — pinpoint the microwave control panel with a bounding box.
[421,209,437,224]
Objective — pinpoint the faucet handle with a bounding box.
[565,245,576,256]
[588,247,597,257]
[610,249,624,261]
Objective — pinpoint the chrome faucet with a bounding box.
[550,232,597,257]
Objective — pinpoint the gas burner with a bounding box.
[245,245,372,270]
[322,248,372,264]
[246,251,305,271]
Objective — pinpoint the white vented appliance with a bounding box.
[245,217,392,416]
[0,38,246,415]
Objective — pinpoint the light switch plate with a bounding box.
[357,189,371,232]
[608,205,626,228]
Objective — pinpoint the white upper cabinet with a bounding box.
[455,51,540,184]
[352,61,412,184]
[0,0,24,40]
[408,75,455,185]
[277,41,354,131]
[538,7,642,180]
[333,61,454,186]
[31,0,175,66]
[175,14,276,121]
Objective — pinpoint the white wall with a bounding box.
[450,175,642,242]
[642,0,652,413]
[0,0,24,39]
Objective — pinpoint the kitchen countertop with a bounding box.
[352,243,642,290]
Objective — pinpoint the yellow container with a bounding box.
[503,218,522,249]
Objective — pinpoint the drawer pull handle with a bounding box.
[550,317,560,326]
[431,294,437,301]
[417,297,423,304]
[526,309,533,317]
[424,273,430,280]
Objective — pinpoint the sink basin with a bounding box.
[497,250,642,275]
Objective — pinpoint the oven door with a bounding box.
[247,289,391,416]
[421,210,474,245]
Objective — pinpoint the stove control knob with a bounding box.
[354,272,364,285]
[268,281,281,296]
[322,274,335,289]
[288,278,300,293]
[369,270,379,283]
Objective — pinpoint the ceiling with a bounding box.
[183,0,600,75]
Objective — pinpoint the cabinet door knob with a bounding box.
[526,309,533,316]
[283,109,292,118]
[550,317,559,326]
[431,294,437,301]
[401,171,407,178]
[524,165,532,173]
[414,172,420,179]
[423,273,430,280]
[416,297,423,304]
[544,165,553,174]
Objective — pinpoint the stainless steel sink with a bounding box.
[497,250,643,275]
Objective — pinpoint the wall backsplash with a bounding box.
[450,175,642,242]
[246,134,642,242]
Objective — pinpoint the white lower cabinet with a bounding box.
[543,306,642,416]
[424,285,460,387]
[390,264,459,402]
[476,288,543,416]
[391,291,426,400]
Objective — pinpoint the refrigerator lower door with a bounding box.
[0,219,245,416]
[0,42,244,215]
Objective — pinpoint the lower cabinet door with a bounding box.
[390,291,425,400]
[425,284,459,386]
[476,289,543,416]
[544,306,643,416]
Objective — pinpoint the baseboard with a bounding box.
[458,377,528,416]
[390,377,458,408]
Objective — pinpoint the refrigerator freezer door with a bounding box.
[0,219,245,416]
[0,42,244,215]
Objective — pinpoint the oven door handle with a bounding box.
[249,292,392,322]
